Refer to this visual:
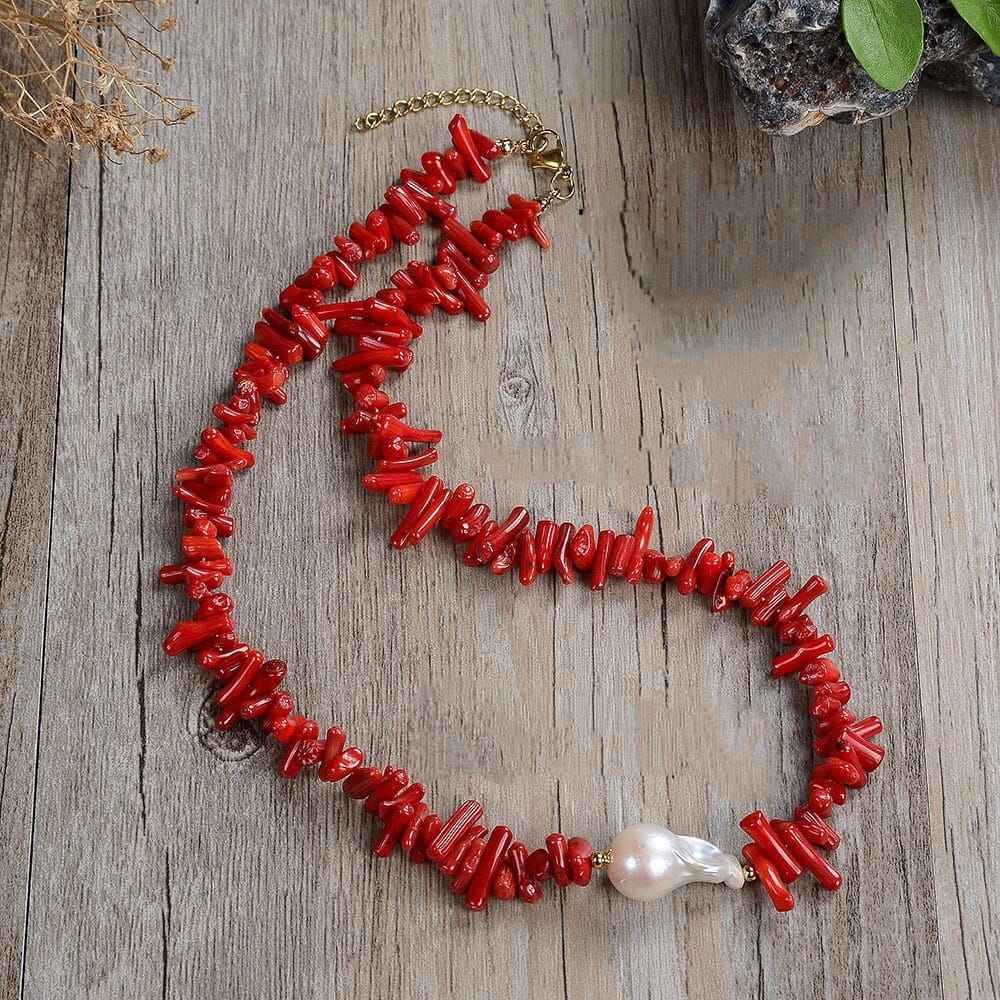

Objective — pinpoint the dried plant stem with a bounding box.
[0,1,194,161]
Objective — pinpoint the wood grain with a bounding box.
[1,0,997,997]
[881,103,1000,1000]
[0,53,70,997]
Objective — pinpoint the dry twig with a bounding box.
[0,0,194,161]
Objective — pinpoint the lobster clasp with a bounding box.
[524,127,576,209]
[527,129,566,174]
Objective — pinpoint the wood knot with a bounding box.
[499,374,534,403]
[195,690,264,762]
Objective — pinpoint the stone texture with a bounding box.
[705,0,1000,133]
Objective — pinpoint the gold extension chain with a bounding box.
[350,86,575,210]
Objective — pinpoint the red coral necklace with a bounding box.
[160,88,885,915]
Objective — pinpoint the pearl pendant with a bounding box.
[606,823,745,901]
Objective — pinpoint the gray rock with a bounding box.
[705,0,1000,133]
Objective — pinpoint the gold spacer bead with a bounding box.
[591,849,614,869]
[742,863,758,884]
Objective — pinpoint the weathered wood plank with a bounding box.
[545,2,941,996]
[0,118,68,1000]
[883,101,1000,1000]
[9,0,998,997]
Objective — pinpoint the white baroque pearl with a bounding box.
[607,823,745,901]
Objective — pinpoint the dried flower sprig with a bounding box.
[0,0,194,161]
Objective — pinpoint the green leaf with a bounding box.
[842,0,925,92]
[950,0,1000,55]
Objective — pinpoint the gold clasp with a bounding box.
[528,129,566,174]
[350,89,577,212]
[525,128,575,210]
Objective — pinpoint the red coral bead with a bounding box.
[507,194,551,249]
[333,236,364,264]
[482,209,524,241]
[420,151,456,194]
[439,484,475,529]
[625,506,655,584]
[509,842,544,902]
[751,586,788,627]
[589,529,615,591]
[450,503,490,542]
[644,551,666,584]
[798,658,840,686]
[476,506,530,563]
[792,807,841,850]
[526,848,551,882]
[279,284,323,310]
[553,522,576,584]
[739,560,791,610]
[775,575,827,627]
[838,728,885,772]
[261,690,293,731]
[570,524,596,571]
[448,114,491,184]
[253,321,304,365]
[451,837,488,893]
[399,166,444,194]
[378,783,425,820]
[676,538,714,595]
[377,449,438,473]
[390,477,443,549]
[441,217,499,272]
[465,826,514,912]
[437,241,489,290]
[363,767,409,814]
[492,864,517,901]
[373,803,417,858]
[773,820,842,891]
[163,612,233,656]
[410,813,442,865]
[344,222,382,260]
[808,780,835,817]
[343,767,384,799]
[771,634,836,678]
[535,521,557,575]
[567,837,594,887]
[813,757,865,789]
[438,825,486,876]
[401,178,455,221]
[739,811,803,883]
[778,615,819,644]
[271,714,305,744]
[448,263,492,321]
[426,800,485,864]
[608,534,634,578]
[278,740,308,778]
[406,487,453,547]
[518,529,539,587]
[200,427,254,470]
[400,804,431,857]
[545,833,571,887]
[214,649,264,708]
[490,542,518,575]
[743,844,794,912]
[362,471,425,493]
[470,220,504,251]
[470,127,502,160]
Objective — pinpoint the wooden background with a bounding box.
[1,0,997,997]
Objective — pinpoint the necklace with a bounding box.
[160,88,885,915]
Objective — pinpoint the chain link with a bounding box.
[352,87,544,138]
[351,87,575,210]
